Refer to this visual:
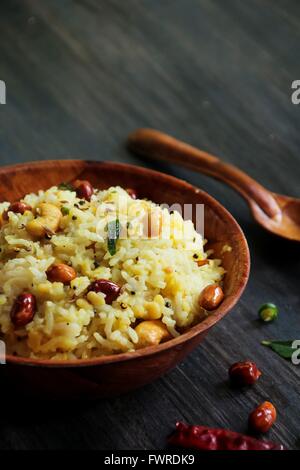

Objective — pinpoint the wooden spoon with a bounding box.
[127,128,300,242]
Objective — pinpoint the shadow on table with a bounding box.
[241,219,300,266]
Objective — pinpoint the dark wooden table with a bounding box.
[0,0,299,451]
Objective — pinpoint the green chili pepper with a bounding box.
[258,303,278,322]
[107,219,120,256]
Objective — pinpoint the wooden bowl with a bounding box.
[0,160,250,399]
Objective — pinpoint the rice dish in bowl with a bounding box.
[0,181,224,360]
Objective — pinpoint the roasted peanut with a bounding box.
[197,259,209,267]
[249,401,277,433]
[11,293,37,328]
[2,201,32,221]
[229,361,261,387]
[47,264,76,284]
[126,188,137,199]
[135,320,170,349]
[26,203,61,238]
[73,180,94,201]
[199,284,224,310]
[87,279,121,304]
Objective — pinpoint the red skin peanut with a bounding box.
[229,361,262,386]
[2,202,32,221]
[88,279,121,305]
[73,180,94,201]
[126,188,137,199]
[249,402,277,433]
[11,293,37,328]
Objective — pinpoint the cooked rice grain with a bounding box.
[0,185,224,359]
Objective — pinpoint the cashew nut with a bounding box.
[135,320,170,349]
[26,203,62,238]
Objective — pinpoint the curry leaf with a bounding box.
[57,182,75,191]
[107,219,120,256]
[261,340,298,360]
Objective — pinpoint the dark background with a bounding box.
[0,0,300,450]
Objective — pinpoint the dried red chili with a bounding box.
[168,422,283,451]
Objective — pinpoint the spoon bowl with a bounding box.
[249,194,300,241]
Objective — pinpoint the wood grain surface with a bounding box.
[0,0,299,450]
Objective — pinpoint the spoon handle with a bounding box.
[127,128,281,219]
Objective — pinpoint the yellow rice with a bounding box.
[0,185,224,360]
